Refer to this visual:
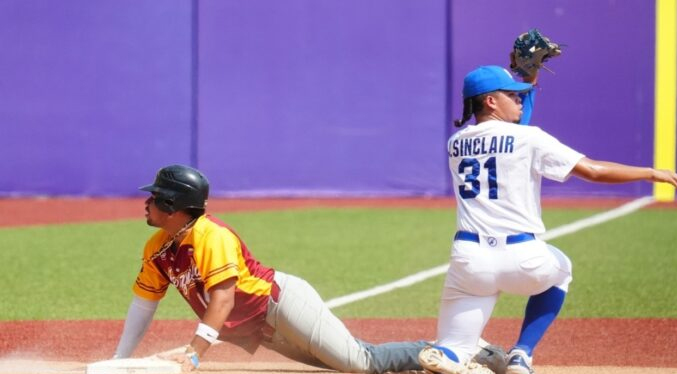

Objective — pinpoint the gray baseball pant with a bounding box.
[263,271,426,373]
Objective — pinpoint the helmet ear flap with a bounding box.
[153,195,177,213]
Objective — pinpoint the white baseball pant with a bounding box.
[435,235,572,363]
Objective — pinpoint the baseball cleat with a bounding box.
[418,346,464,374]
[418,346,494,374]
[472,345,507,374]
[505,349,534,374]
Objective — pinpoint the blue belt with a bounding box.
[454,231,535,244]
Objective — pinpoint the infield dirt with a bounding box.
[0,361,675,374]
[1,318,675,373]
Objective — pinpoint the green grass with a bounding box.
[551,209,677,317]
[0,206,674,320]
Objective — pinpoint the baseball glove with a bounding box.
[510,29,562,78]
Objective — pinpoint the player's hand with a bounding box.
[510,51,538,84]
[158,346,199,372]
[652,169,677,187]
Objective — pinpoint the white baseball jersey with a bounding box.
[448,120,584,235]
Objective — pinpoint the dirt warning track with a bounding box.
[1,318,675,372]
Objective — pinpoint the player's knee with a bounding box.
[547,244,572,273]
[554,254,573,292]
[555,273,572,293]
[546,243,573,292]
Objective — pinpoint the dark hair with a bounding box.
[454,94,488,127]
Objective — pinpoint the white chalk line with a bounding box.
[538,196,654,241]
[149,196,654,358]
[325,196,655,309]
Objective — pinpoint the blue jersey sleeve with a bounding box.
[519,89,536,125]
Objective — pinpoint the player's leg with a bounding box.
[422,242,500,374]
[420,292,497,374]
[506,285,565,374]
[265,271,424,373]
[501,242,573,374]
[358,340,428,373]
[264,271,370,372]
[436,292,498,361]
[419,239,501,373]
[261,271,334,369]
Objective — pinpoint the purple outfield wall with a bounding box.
[0,0,668,197]
[197,1,448,196]
[0,0,193,196]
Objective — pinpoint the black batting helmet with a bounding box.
[140,164,209,213]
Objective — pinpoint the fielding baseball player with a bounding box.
[112,164,430,373]
[417,64,677,374]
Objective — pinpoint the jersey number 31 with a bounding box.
[458,157,497,200]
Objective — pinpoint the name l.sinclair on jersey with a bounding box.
[449,135,516,157]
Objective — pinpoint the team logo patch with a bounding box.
[487,237,498,247]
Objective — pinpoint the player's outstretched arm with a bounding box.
[113,296,159,358]
[164,277,236,372]
[572,157,677,186]
[189,278,236,355]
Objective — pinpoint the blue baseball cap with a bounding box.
[462,65,532,98]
